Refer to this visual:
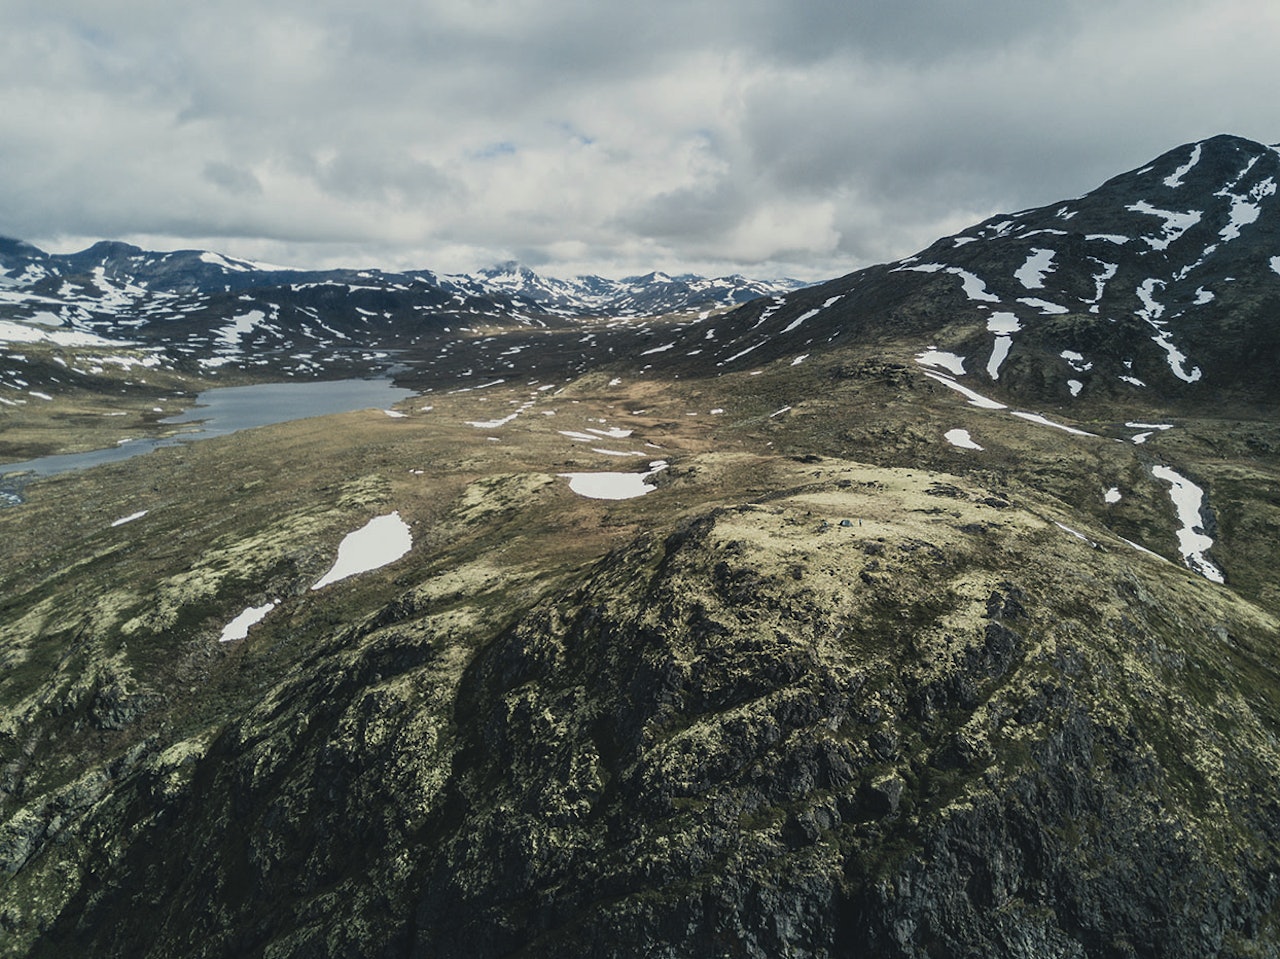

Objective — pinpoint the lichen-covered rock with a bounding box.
[4,464,1280,958]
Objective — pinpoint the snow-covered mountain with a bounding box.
[0,240,800,391]
[445,262,800,317]
[631,133,1280,406]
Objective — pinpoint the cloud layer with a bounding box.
[1,0,1276,279]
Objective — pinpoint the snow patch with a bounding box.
[1055,521,1093,545]
[560,462,667,500]
[1217,175,1275,242]
[922,372,1007,410]
[1060,351,1092,372]
[201,251,253,273]
[1126,201,1201,250]
[215,310,266,353]
[722,342,764,364]
[896,263,1000,302]
[587,426,633,439]
[1151,466,1223,583]
[110,510,149,527]
[915,349,966,376]
[781,308,821,333]
[987,338,1013,381]
[1135,279,1201,383]
[986,313,1021,335]
[1087,261,1118,305]
[985,312,1020,381]
[219,602,278,642]
[1105,487,1122,504]
[311,512,413,590]
[944,429,982,450]
[1127,421,1172,444]
[1015,249,1056,289]
[1016,298,1068,315]
[466,412,520,429]
[1009,411,1097,437]
[0,320,129,347]
[1163,143,1201,188]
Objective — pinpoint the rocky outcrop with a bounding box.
[9,466,1280,958]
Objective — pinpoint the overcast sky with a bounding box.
[2,0,1277,280]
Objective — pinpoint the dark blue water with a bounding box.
[0,378,415,499]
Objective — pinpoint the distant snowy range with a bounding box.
[0,237,800,385]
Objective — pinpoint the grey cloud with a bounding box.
[620,179,750,243]
[309,149,460,206]
[203,162,262,197]
[0,0,1274,279]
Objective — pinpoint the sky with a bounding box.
[1,0,1277,281]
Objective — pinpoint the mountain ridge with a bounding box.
[629,132,1280,408]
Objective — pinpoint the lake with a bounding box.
[0,378,416,502]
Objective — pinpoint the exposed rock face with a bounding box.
[9,465,1280,957]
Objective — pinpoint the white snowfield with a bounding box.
[1151,466,1224,583]
[311,512,413,590]
[896,263,1000,302]
[560,461,668,500]
[0,320,128,347]
[921,371,1007,410]
[944,428,982,450]
[985,312,1021,381]
[1016,297,1068,315]
[915,349,966,376]
[1163,143,1202,188]
[1015,249,1056,289]
[1135,278,1202,384]
[1125,200,1202,251]
[219,602,278,642]
[1217,176,1275,242]
[1009,411,1098,437]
